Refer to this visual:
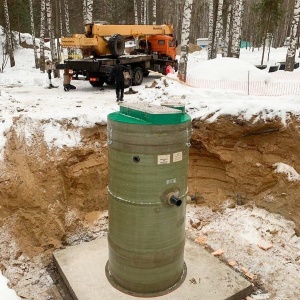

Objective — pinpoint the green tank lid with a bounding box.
[161,101,186,113]
[108,102,191,125]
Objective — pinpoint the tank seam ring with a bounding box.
[107,187,188,206]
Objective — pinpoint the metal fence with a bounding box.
[186,72,300,96]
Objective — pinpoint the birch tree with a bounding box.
[3,0,15,67]
[83,0,94,24]
[152,0,157,24]
[223,0,232,57]
[143,0,148,24]
[29,0,38,68]
[58,0,63,37]
[231,0,244,58]
[211,0,224,59]
[64,0,71,35]
[178,0,194,82]
[46,0,59,77]
[40,0,46,72]
[134,0,139,24]
[207,0,214,60]
[286,0,300,71]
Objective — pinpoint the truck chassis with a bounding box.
[56,53,177,88]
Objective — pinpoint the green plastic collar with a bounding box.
[108,103,191,125]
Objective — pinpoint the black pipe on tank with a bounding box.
[169,195,182,206]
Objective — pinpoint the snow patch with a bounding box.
[188,57,272,82]
[273,162,300,181]
[0,270,20,300]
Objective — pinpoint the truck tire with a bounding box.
[108,34,125,57]
[132,67,143,86]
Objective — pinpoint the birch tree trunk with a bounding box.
[46,0,59,77]
[144,0,148,24]
[223,0,232,57]
[58,0,63,37]
[64,0,71,35]
[29,0,38,68]
[214,0,224,58]
[83,0,87,24]
[207,0,214,60]
[178,0,194,82]
[286,0,300,71]
[141,0,145,24]
[3,0,15,67]
[231,0,244,58]
[83,0,93,24]
[86,0,93,24]
[152,0,157,24]
[56,0,62,64]
[134,0,139,24]
[40,0,46,72]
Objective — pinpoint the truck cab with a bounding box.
[147,35,177,60]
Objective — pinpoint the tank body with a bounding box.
[106,103,191,296]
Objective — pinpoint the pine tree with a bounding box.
[254,0,284,65]
[178,0,194,82]
[286,0,300,71]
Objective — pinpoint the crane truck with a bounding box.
[56,22,178,88]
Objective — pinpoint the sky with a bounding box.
[0,30,300,298]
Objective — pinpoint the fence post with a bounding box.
[248,71,250,95]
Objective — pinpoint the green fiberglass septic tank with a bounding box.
[106,102,191,297]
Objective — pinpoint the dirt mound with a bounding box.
[176,43,201,54]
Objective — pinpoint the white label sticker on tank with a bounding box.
[166,178,176,184]
[173,152,183,162]
[157,154,171,164]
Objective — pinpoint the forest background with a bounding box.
[1,0,299,49]
[1,0,300,75]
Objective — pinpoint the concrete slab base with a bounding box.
[53,237,252,300]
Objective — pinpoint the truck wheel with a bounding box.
[108,34,125,57]
[132,67,143,86]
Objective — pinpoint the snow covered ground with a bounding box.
[0,32,300,298]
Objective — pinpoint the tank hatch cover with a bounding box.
[107,102,190,125]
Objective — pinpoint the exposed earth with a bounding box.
[0,77,299,299]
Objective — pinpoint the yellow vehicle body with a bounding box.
[61,23,176,59]
[86,24,174,37]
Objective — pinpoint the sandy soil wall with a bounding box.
[189,116,300,234]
